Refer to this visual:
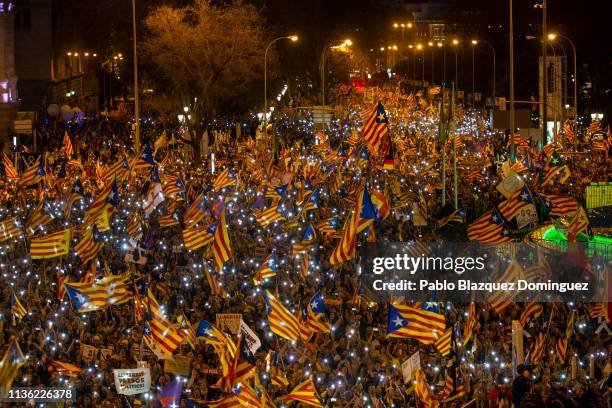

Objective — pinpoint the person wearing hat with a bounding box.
[512,364,533,407]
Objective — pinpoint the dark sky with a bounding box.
[72,0,612,113]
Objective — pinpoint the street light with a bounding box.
[264,35,299,131]
[416,44,425,86]
[427,42,435,84]
[451,39,459,88]
[392,22,413,41]
[549,33,578,119]
[471,40,477,106]
[472,39,496,104]
[320,38,352,105]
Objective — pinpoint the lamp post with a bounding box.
[549,33,577,119]
[264,35,298,130]
[416,44,424,86]
[472,39,496,103]
[393,22,413,42]
[452,39,459,90]
[438,41,445,84]
[320,39,352,106]
[471,40,477,107]
[428,41,435,84]
[131,0,140,151]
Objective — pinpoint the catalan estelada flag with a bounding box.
[0,338,26,397]
[64,273,132,312]
[29,229,71,259]
[253,251,278,285]
[265,290,300,341]
[434,328,452,356]
[10,291,27,320]
[387,300,446,344]
[18,159,45,186]
[414,369,438,408]
[212,209,232,271]
[145,290,184,358]
[73,225,104,264]
[278,377,323,408]
[183,223,216,250]
[0,217,23,242]
[361,101,388,154]
[213,168,237,192]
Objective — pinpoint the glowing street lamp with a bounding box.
[321,39,353,105]
[264,35,299,129]
[548,32,578,118]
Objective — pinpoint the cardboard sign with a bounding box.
[515,204,538,228]
[216,313,242,335]
[164,355,191,376]
[80,344,97,363]
[240,322,261,355]
[113,368,151,395]
[324,298,342,306]
[201,367,221,375]
[401,351,421,384]
[99,348,113,361]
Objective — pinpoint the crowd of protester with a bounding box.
[0,91,610,408]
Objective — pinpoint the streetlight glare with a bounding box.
[289,35,298,41]
[452,39,459,45]
[344,39,352,46]
[437,42,443,47]
[428,41,433,46]
[547,33,557,40]
[471,39,478,45]
[407,22,413,28]
[393,23,398,28]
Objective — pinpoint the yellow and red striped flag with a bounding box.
[212,210,232,272]
[462,302,477,345]
[253,251,278,285]
[255,204,286,227]
[567,206,589,238]
[73,226,104,264]
[213,168,237,192]
[488,261,522,314]
[519,302,543,327]
[48,359,82,377]
[145,290,184,358]
[30,229,71,259]
[0,217,23,242]
[265,290,300,341]
[62,131,74,156]
[18,159,45,186]
[434,328,452,356]
[204,267,227,297]
[415,369,438,408]
[0,338,26,396]
[10,291,27,320]
[182,223,215,250]
[64,273,132,312]
[387,301,446,344]
[177,314,196,350]
[278,377,323,408]
[2,153,18,180]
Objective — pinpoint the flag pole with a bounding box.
[451,82,458,210]
[440,83,446,207]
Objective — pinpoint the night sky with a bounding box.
[71,0,612,116]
